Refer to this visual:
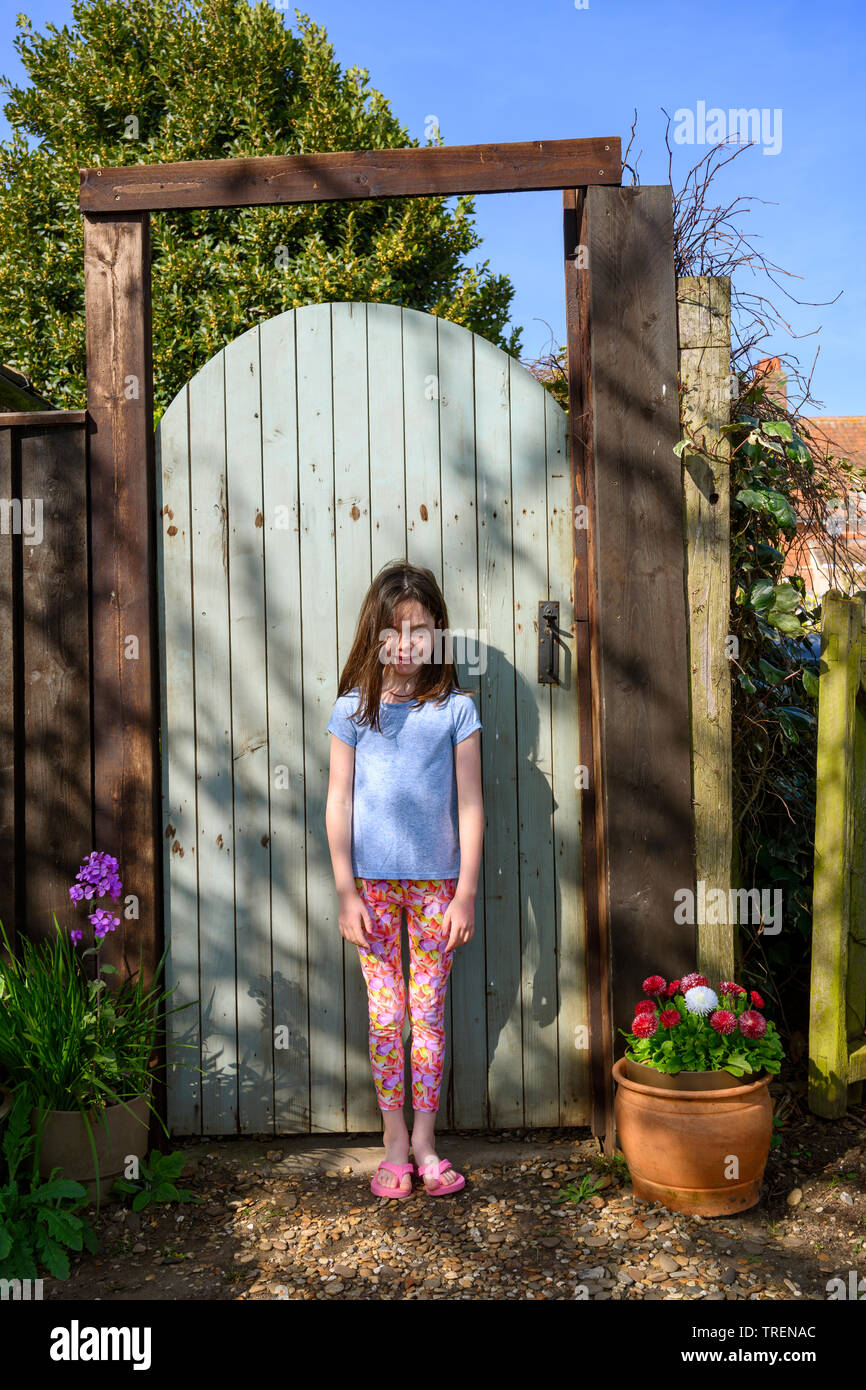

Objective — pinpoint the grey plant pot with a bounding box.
[30,1091,152,1203]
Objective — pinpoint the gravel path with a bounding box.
[43,1081,865,1302]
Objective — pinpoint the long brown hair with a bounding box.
[336,560,464,734]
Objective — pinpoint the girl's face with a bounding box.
[383,599,436,675]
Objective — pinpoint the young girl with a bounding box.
[325,561,484,1198]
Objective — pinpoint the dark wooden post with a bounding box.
[83,212,164,1129]
[0,423,19,956]
[565,185,696,1149]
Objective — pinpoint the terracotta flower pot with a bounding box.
[612,1055,774,1217]
[30,1091,152,1204]
[624,1056,749,1091]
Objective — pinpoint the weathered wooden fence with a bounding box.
[0,410,91,956]
[809,590,866,1116]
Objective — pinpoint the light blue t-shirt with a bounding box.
[326,686,482,879]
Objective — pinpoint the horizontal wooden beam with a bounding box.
[80,137,622,212]
[849,1040,866,1085]
[0,411,87,429]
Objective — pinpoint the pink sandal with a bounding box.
[370,1160,414,1199]
[416,1158,466,1196]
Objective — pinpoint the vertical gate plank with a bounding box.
[439,315,489,1128]
[545,393,590,1123]
[190,353,237,1133]
[367,304,406,571]
[403,307,442,577]
[402,304,449,1110]
[330,302,379,1135]
[510,360,559,1126]
[580,186,696,1094]
[261,310,309,1131]
[364,303,411,1109]
[474,332,523,1127]
[225,327,273,1133]
[0,427,18,953]
[156,386,201,1133]
[297,303,345,1133]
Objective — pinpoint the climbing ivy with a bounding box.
[693,371,861,1045]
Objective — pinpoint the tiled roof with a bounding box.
[799,417,866,469]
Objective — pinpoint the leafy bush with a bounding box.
[0,0,521,426]
[0,1091,98,1281]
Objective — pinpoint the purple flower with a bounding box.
[69,928,84,944]
[89,908,120,940]
[69,884,85,902]
[70,850,123,905]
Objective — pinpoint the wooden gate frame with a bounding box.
[79,136,695,1150]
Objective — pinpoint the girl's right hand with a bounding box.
[338,889,373,948]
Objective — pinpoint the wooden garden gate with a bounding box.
[156,300,587,1135]
[80,137,696,1150]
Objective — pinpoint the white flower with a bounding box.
[683,986,719,1016]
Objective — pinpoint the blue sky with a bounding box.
[1,0,862,414]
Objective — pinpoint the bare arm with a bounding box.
[444,728,484,951]
[325,733,372,947]
[325,734,356,894]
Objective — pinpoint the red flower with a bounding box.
[738,1010,767,1039]
[750,990,765,1009]
[680,972,709,992]
[642,975,667,995]
[659,1009,682,1028]
[666,979,682,997]
[635,1000,656,1015]
[709,1009,738,1035]
[718,981,746,997]
[632,1012,659,1038]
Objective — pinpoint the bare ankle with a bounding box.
[382,1114,409,1152]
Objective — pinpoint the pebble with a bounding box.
[787,1188,803,1207]
[652,1253,680,1273]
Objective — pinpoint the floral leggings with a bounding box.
[353,876,458,1112]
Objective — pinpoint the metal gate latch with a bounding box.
[538,600,561,685]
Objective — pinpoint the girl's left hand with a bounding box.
[442,891,475,953]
